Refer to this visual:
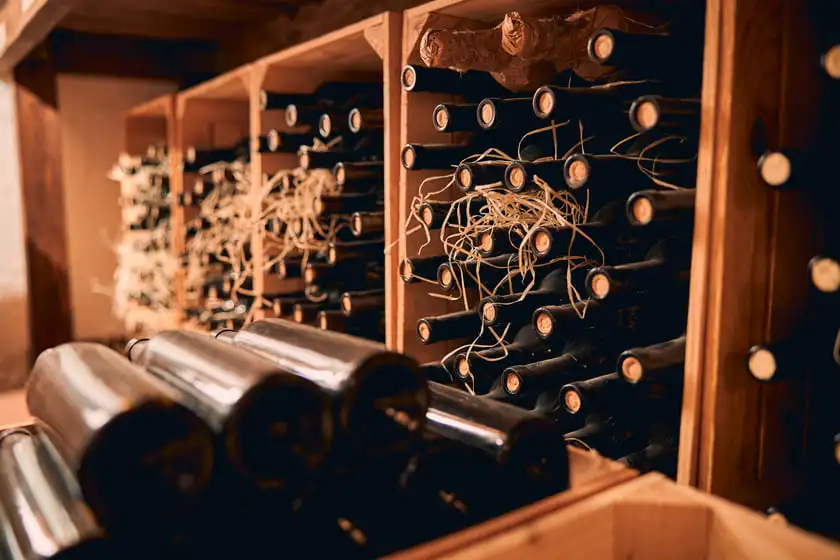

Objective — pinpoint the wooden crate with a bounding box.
[392,447,637,560]
[400,472,840,559]
[174,66,254,325]
[251,12,402,338]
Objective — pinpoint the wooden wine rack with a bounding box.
[102,0,837,528]
[251,12,403,340]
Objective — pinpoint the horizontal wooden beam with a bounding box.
[49,30,218,88]
[0,0,78,74]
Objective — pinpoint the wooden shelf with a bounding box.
[251,12,402,338]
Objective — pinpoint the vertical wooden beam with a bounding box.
[683,0,822,508]
[13,49,72,360]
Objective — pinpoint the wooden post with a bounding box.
[13,48,72,361]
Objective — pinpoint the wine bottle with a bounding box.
[277,257,304,280]
[318,310,348,331]
[284,103,325,129]
[222,319,428,458]
[294,302,327,324]
[299,148,362,170]
[27,343,215,529]
[757,149,804,189]
[480,267,587,328]
[271,293,309,317]
[418,198,485,230]
[476,227,525,258]
[562,153,661,191]
[560,372,624,417]
[265,129,315,153]
[822,44,840,79]
[351,211,385,237]
[564,416,646,458]
[528,222,613,259]
[432,102,479,133]
[401,65,510,96]
[437,252,546,293]
[400,254,452,284]
[809,255,840,295]
[629,95,701,133]
[341,289,385,316]
[746,340,799,382]
[454,327,549,393]
[532,299,601,340]
[618,442,678,475]
[585,236,692,301]
[333,161,383,185]
[454,162,508,191]
[533,82,659,121]
[318,111,353,138]
[349,108,384,133]
[617,335,686,385]
[314,193,378,216]
[587,28,681,70]
[626,188,695,226]
[477,97,541,130]
[127,332,333,488]
[504,159,566,192]
[328,238,385,265]
[426,382,570,502]
[417,309,481,345]
[260,82,381,111]
[304,260,367,286]
[401,144,475,170]
[0,429,115,555]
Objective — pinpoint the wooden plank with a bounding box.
[687,0,823,509]
[416,473,840,560]
[382,11,402,349]
[0,0,77,74]
[13,53,73,361]
[391,448,636,560]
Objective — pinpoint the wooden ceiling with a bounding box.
[58,0,323,39]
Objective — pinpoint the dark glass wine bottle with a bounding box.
[400,254,452,284]
[328,238,385,265]
[401,65,510,97]
[533,82,658,121]
[617,335,686,385]
[477,97,542,130]
[351,211,385,237]
[479,266,588,329]
[625,188,695,226]
[585,236,692,301]
[417,309,481,345]
[401,144,475,170]
[629,95,701,133]
[454,162,508,191]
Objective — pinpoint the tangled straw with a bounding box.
[402,112,696,393]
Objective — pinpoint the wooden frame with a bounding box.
[0,0,77,73]
[391,447,637,560]
[400,471,840,559]
[251,12,403,340]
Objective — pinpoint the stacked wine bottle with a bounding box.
[258,81,387,341]
[752,6,840,539]
[1,321,570,557]
[180,138,254,331]
[401,6,704,476]
[109,143,176,334]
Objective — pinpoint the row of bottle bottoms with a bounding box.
[13,322,572,555]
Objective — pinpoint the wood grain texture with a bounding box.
[0,0,77,73]
[685,0,824,509]
[14,53,72,362]
[405,473,840,560]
